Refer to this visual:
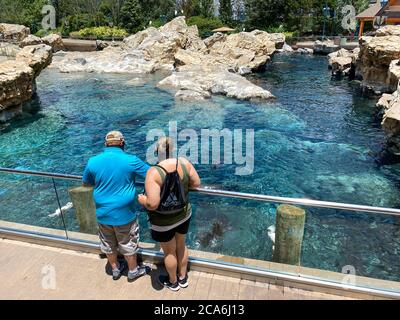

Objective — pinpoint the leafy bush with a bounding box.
[187,16,224,38]
[70,26,129,40]
[35,29,49,38]
[63,13,110,34]
[35,27,65,38]
[149,19,166,29]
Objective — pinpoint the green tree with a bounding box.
[219,0,233,25]
[244,0,285,30]
[176,0,202,17]
[139,0,176,25]
[283,0,314,33]
[120,0,143,33]
[200,0,215,18]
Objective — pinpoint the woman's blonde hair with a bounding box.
[156,137,174,161]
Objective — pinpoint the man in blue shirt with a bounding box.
[83,130,150,281]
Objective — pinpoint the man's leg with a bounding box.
[160,238,178,284]
[98,224,122,277]
[107,253,120,271]
[116,221,143,276]
[124,254,138,271]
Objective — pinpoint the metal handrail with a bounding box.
[2,167,400,217]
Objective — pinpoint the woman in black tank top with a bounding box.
[138,137,201,291]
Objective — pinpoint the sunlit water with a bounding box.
[1,54,400,282]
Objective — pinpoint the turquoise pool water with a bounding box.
[1,54,400,282]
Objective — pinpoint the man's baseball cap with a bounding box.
[105,130,124,143]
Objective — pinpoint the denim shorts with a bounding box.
[98,220,139,256]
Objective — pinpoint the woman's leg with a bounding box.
[160,238,178,284]
[176,233,189,279]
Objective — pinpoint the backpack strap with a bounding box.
[179,159,189,179]
[154,164,167,181]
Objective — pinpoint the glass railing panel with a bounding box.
[0,172,68,236]
[1,170,399,294]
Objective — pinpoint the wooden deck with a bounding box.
[0,238,356,300]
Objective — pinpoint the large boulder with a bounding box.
[0,23,30,42]
[357,26,400,93]
[56,47,164,74]
[375,25,400,37]
[204,32,227,48]
[16,44,53,76]
[328,48,359,76]
[0,43,20,57]
[204,31,276,72]
[250,30,285,49]
[279,43,294,53]
[158,65,275,101]
[313,40,339,55]
[123,16,205,65]
[42,34,65,52]
[379,85,400,154]
[389,60,400,90]
[20,35,43,48]
[0,44,52,122]
[0,61,35,113]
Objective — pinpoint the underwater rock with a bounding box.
[198,220,226,248]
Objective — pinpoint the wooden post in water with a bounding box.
[273,204,306,265]
[68,186,98,234]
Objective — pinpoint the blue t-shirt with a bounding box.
[82,147,150,226]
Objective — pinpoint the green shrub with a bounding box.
[187,16,224,38]
[70,26,129,40]
[149,19,165,29]
[35,27,64,38]
[35,29,49,38]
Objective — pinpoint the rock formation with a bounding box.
[313,39,339,55]
[328,48,359,76]
[0,23,30,42]
[41,34,65,52]
[296,48,313,54]
[158,65,274,101]
[20,35,43,47]
[0,44,52,122]
[381,85,400,154]
[53,17,283,101]
[357,27,400,93]
[351,26,400,154]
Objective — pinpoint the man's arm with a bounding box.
[82,162,94,187]
[132,156,150,179]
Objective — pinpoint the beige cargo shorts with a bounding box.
[98,220,139,256]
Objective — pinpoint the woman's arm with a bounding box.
[138,167,162,211]
[187,161,201,189]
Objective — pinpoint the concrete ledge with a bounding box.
[62,39,97,52]
[0,220,399,299]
